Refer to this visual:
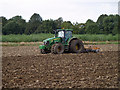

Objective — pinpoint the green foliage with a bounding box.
[2,33,54,42]
[1,16,7,27]
[2,21,23,35]
[2,15,26,35]
[25,13,42,34]
[73,23,85,34]
[74,34,119,41]
[97,14,119,35]
[1,14,120,35]
[55,17,63,29]
[35,19,57,33]
[9,15,26,34]
[29,13,42,23]
[2,34,119,42]
[85,19,99,34]
[61,21,73,29]
[97,14,108,34]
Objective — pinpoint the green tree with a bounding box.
[55,17,63,29]
[61,21,73,29]
[36,19,57,33]
[8,15,26,34]
[78,23,85,34]
[25,13,42,34]
[72,22,85,34]
[85,19,99,34]
[86,23,99,34]
[112,15,120,35]
[3,21,22,35]
[103,15,114,34]
[1,16,7,27]
[86,19,94,25]
[97,14,108,34]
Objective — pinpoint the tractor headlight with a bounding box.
[44,41,49,45]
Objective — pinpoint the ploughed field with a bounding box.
[2,44,119,88]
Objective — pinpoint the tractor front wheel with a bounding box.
[51,43,64,54]
[70,40,84,53]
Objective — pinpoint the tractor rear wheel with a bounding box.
[51,43,64,54]
[70,40,84,53]
[40,49,50,54]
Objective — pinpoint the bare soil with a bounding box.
[2,44,119,88]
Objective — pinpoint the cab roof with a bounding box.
[56,29,73,31]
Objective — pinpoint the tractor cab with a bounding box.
[55,29,73,43]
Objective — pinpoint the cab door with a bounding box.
[65,31,72,42]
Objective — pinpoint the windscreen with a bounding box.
[58,31,64,37]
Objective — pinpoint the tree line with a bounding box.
[1,13,120,35]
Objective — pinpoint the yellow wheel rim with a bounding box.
[58,47,61,52]
[76,45,79,50]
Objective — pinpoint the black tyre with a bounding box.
[40,49,50,54]
[70,40,84,53]
[51,43,64,54]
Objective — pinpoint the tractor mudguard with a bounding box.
[67,37,79,45]
[39,45,46,49]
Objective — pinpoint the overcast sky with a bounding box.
[0,0,119,23]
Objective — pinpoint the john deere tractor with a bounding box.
[39,29,84,54]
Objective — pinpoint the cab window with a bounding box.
[58,31,64,37]
[65,31,72,38]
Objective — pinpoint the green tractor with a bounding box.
[39,29,85,54]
